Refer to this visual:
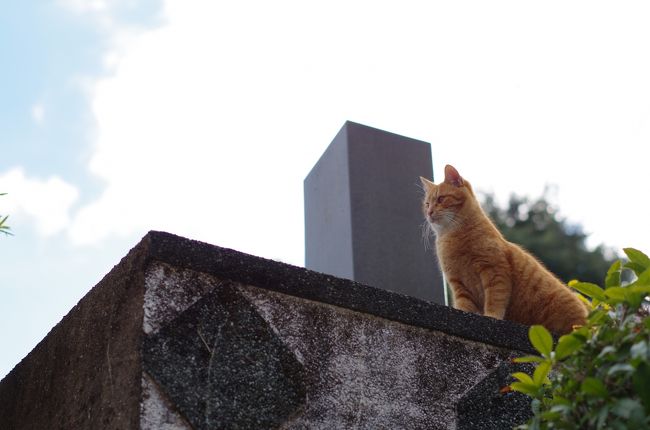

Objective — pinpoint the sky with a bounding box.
[2,0,650,379]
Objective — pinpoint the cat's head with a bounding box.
[420,164,478,235]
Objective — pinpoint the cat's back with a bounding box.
[505,242,588,333]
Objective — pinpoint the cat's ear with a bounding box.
[444,165,464,187]
[420,176,435,190]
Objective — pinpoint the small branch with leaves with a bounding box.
[0,192,12,236]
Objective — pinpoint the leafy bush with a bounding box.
[0,192,10,235]
[511,248,650,429]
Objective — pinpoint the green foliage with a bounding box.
[482,190,616,285]
[0,192,11,236]
[511,248,650,429]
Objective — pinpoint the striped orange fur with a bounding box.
[420,165,587,334]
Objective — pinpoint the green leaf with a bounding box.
[597,345,617,359]
[551,395,571,406]
[513,355,545,364]
[606,260,622,288]
[555,334,584,360]
[633,363,650,414]
[626,262,647,277]
[0,213,12,235]
[604,286,627,303]
[630,284,650,295]
[628,293,645,310]
[630,341,648,360]
[624,248,650,274]
[588,309,609,325]
[581,377,608,398]
[533,361,551,386]
[571,282,606,301]
[607,363,635,376]
[596,406,610,430]
[612,398,643,420]
[576,292,593,310]
[551,405,573,414]
[531,398,541,415]
[540,410,561,421]
[512,372,534,385]
[510,381,539,396]
[529,325,553,358]
[634,267,650,287]
[571,326,590,342]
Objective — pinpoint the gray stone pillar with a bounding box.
[304,121,445,304]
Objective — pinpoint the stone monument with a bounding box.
[305,121,445,304]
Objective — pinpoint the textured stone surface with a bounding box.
[456,362,534,429]
[143,262,221,335]
[240,285,519,429]
[0,240,148,430]
[140,374,191,430]
[144,232,536,355]
[140,258,533,429]
[1,231,536,429]
[143,281,306,430]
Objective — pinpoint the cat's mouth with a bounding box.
[427,214,441,225]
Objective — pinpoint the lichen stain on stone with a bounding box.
[140,372,192,430]
[141,261,518,429]
[143,262,222,335]
[240,285,516,430]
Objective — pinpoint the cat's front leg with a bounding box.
[480,270,512,320]
[448,278,481,314]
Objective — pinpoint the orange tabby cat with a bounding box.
[420,165,587,334]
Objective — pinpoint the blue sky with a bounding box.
[1,1,162,189]
[1,2,94,185]
[1,0,164,378]
[2,0,650,379]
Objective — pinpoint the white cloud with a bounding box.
[67,0,650,262]
[0,168,79,236]
[31,103,45,125]
[57,0,108,14]
[57,0,114,31]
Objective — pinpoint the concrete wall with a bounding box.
[1,231,533,429]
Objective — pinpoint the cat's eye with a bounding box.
[436,196,445,204]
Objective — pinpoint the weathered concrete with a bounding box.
[0,240,147,429]
[456,362,534,429]
[143,279,306,430]
[0,231,535,429]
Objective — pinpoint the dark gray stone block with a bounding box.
[305,121,445,304]
[456,362,534,429]
[143,282,306,430]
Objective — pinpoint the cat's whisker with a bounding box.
[449,215,462,229]
[440,212,457,229]
[421,221,434,251]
